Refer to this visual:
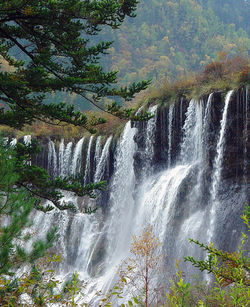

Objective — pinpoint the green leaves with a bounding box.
[0,142,57,279]
[184,206,250,288]
[0,0,149,130]
[166,259,191,307]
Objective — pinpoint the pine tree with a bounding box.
[0,142,60,305]
[0,0,151,211]
[0,0,150,130]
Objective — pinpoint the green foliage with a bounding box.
[100,0,250,87]
[184,236,250,286]
[165,260,190,307]
[143,56,249,105]
[0,0,150,130]
[0,142,60,305]
[7,139,105,212]
[0,254,87,306]
[0,143,55,274]
[118,225,163,307]
[183,205,250,306]
[0,0,151,211]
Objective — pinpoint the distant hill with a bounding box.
[8,0,249,111]
[100,0,249,86]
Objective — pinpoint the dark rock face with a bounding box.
[34,86,249,211]
[132,88,249,187]
[28,86,249,286]
[223,88,250,184]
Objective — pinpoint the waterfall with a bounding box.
[32,88,248,304]
[168,104,174,167]
[135,165,193,242]
[207,90,234,244]
[105,122,137,260]
[71,137,85,176]
[180,99,203,163]
[94,136,102,171]
[94,136,113,182]
[23,135,31,145]
[144,105,158,173]
[48,140,57,177]
[243,86,248,197]
[84,136,94,184]
[10,138,17,147]
[58,139,65,176]
[202,93,213,150]
[62,142,73,177]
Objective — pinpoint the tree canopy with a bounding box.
[0,0,150,132]
[97,0,250,86]
[0,0,151,212]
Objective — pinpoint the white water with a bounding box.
[207,90,234,244]
[105,122,137,262]
[94,136,113,182]
[62,142,73,177]
[135,165,193,242]
[84,136,93,184]
[23,135,32,145]
[10,138,17,147]
[48,140,58,177]
[94,136,102,171]
[28,89,248,305]
[71,137,85,176]
[58,139,65,176]
[144,105,158,174]
[168,104,174,167]
[180,99,202,163]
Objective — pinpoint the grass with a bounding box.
[1,56,249,140]
[135,56,250,106]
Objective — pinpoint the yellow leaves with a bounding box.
[205,54,211,61]
[0,56,15,73]
[22,6,34,16]
[46,254,62,264]
[170,47,175,57]
[130,225,161,264]
[9,74,20,82]
[162,35,169,44]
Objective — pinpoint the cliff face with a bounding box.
[133,87,249,186]
[25,86,249,291]
[32,86,249,223]
[34,87,249,186]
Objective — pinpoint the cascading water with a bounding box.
[168,104,174,167]
[58,139,65,176]
[48,140,58,177]
[94,136,102,163]
[84,136,93,184]
[143,105,158,174]
[61,142,73,177]
[94,136,113,183]
[180,99,202,163]
[10,138,17,147]
[31,87,248,305]
[105,122,137,266]
[243,86,249,198]
[207,90,234,244]
[23,135,31,145]
[71,137,85,176]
